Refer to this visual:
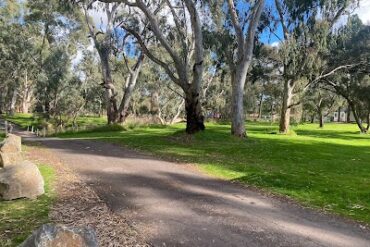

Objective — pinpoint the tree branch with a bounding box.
[121,23,181,86]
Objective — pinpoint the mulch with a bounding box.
[25,143,150,247]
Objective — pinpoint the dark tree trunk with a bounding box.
[337,106,342,122]
[185,89,205,134]
[319,110,324,128]
[310,115,315,123]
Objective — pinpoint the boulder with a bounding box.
[0,151,23,167]
[20,224,98,247]
[0,133,21,153]
[0,133,23,168]
[0,161,44,200]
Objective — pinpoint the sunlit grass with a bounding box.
[57,121,370,224]
[2,113,106,129]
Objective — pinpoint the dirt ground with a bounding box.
[25,143,148,247]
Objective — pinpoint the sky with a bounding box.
[355,0,370,24]
[261,0,370,46]
[73,0,370,64]
[87,0,370,45]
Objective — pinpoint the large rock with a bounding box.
[0,151,23,167]
[0,133,21,153]
[20,224,98,247]
[0,133,23,168]
[0,161,44,200]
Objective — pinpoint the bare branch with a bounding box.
[274,0,289,39]
[121,23,181,86]
[227,0,245,50]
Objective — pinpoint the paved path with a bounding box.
[8,124,370,246]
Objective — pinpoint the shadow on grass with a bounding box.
[48,123,370,224]
[80,167,370,246]
[295,129,370,141]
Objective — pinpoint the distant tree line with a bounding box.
[0,0,369,134]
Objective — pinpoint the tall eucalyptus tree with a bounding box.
[80,1,146,123]
[273,0,358,133]
[99,0,206,133]
[226,0,265,137]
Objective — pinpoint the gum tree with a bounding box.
[99,0,206,133]
[273,0,357,133]
[79,1,146,124]
[226,0,265,137]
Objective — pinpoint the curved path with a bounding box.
[11,126,370,246]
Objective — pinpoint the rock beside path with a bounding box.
[0,133,21,153]
[0,133,23,167]
[20,224,98,247]
[0,151,23,167]
[0,161,44,200]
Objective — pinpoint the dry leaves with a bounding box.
[26,143,150,247]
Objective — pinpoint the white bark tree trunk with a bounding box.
[227,0,265,137]
[118,54,145,123]
[9,88,18,115]
[21,69,33,113]
[231,64,249,137]
[279,79,294,133]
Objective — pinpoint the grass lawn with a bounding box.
[56,121,370,225]
[2,113,42,129]
[0,164,55,247]
[2,113,106,129]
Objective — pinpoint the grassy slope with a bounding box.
[57,122,370,224]
[0,165,55,247]
[2,113,41,129]
[2,113,106,129]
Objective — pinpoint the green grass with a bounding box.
[2,113,106,130]
[2,113,42,129]
[0,164,56,247]
[57,121,370,224]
